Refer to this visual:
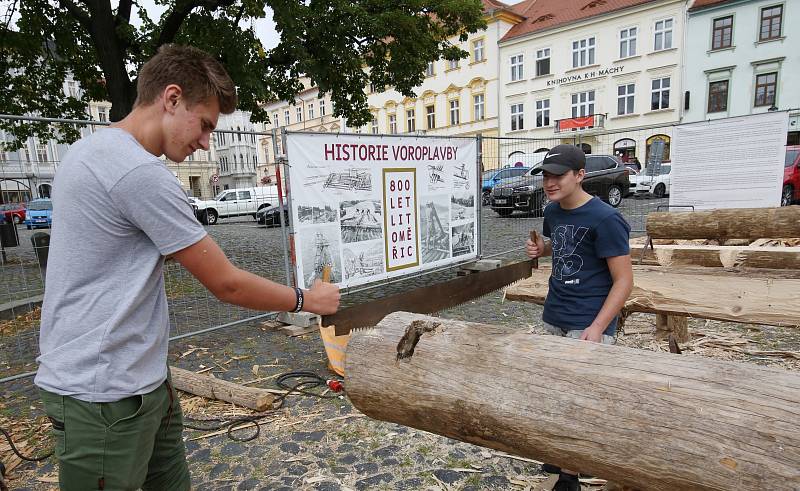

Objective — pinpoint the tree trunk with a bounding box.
[169,366,275,411]
[646,206,800,241]
[345,312,800,491]
[629,244,800,269]
[504,266,800,327]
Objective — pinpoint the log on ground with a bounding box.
[504,266,800,328]
[170,366,275,411]
[646,206,800,241]
[345,311,800,491]
[629,244,800,269]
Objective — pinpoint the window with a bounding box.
[620,27,637,58]
[760,5,782,41]
[473,39,485,62]
[35,141,48,162]
[67,81,78,98]
[473,94,485,121]
[284,110,290,125]
[708,80,729,112]
[238,191,252,200]
[646,135,671,162]
[237,127,242,141]
[572,37,596,68]
[426,105,436,129]
[712,16,733,50]
[389,114,397,134]
[510,103,524,131]
[425,62,435,77]
[406,109,416,132]
[319,99,326,116]
[448,59,459,70]
[97,107,108,122]
[510,54,524,81]
[571,90,595,117]
[651,77,670,110]
[535,99,550,127]
[371,116,378,134]
[273,113,279,127]
[296,107,302,122]
[654,19,673,51]
[536,48,550,76]
[449,100,460,126]
[754,72,777,107]
[617,83,635,115]
[307,103,314,120]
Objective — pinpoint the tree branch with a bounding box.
[117,0,133,23]
[157,0,235,47]
[57,0,92,30]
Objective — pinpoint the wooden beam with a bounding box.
[345,312,800,491]
[646,206,800,240]
[504,266,800,328]
[630,244,800,269]
[170,366,275,411]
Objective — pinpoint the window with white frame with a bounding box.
[473,94,485,121]
[712,16,733,50]
[389,114,397,134]
[67,81,78,98]
[319,99,326,116]
[510,54,524,81]
[425,62,435,77]
[406,109,415,132]
[535,48,550,76]
[617,83,635,115]
[273,113,279,127]
[449,100,460,126]
[510,103,524,131]
[535,99,550,127]
[97,107,108,122]
[284,110,290,125]
[308,102,315,120]
[759,5,783,41]
[572,37,596,68]
[448,58,459,70]
[473,39,485,62]
[426,105,436,129]
[654,19,674,51]
[296,107,302,122]
[35,141,48,162]
[651,77,670,110]
[754,72,777,107]
[708,80,729,112]
[619,27,637,58]
[571,90,595,117]
[371,116,378,134]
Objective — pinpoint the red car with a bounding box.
[783,146,800,206]
[0,203,26,224]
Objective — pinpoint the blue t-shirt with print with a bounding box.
[542,197,630,335]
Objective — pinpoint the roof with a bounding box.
[481,0,514,12]
[688,0,736,12]
[501,0,660,42]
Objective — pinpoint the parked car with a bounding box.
[0,203,26,224]
[194,186,279,225]
[782,145,800,206]
[256,203,289,227]
[625,167,640,194]
[490,154,630,216]
[24,198,53,229]
[635,164,671,198]
[482,167,531,204]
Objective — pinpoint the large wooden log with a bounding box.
[345,312,800,491]
[504,266,800,327]
[646,206,800,240]
[629,244,800,269]
[170,366,275,411]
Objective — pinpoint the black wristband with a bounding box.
[292,287,304,313]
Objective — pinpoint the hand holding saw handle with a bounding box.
[526,230,546,261]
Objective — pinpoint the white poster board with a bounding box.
[286,133,478,289]
[670,111,789,210]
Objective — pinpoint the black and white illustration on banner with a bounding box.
[419,197,450,264]
[342,240,384,281]
[297,203,338,225]
[299,224,343,286]
[452,161,470,189]
[339,200,383,243]
[450,190,475,222]
[303,168,372,192]
[427,163,447,193]
[451,222,475,257]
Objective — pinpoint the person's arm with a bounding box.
[172,236,340,315]
[579,254,633,342]
[525,234,552,258]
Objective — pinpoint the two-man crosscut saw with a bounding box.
[324,249,538,336]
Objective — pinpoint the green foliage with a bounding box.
[0,0,486,147]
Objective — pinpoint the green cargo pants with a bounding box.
[39,375,190,491]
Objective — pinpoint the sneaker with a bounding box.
[552,472,580,491]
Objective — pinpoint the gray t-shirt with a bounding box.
[35,128,207,402]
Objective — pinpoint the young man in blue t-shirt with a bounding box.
[525,144,633,491]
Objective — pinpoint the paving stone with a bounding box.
[433,468,465,484]
[394,477,425,490]
[231,465,248,477]
[237,478,260,490]
[336,443,355,453]
[354,462,379,475]
[287,464,308,475]
[354,473,393,490]
[337,453,357,464]
[291,430,326,442]
[313,482,341,491]
[209,462,229,478]
[185,440,200,453]
[448,449,466,460]
[221,442,247,457]
[372,444,400,459]
[279,442,301,454]
[382,457,399,466]
[482,475,511,488]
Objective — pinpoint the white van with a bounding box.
[194,186,280,225]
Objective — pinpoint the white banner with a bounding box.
[670,111,789,210]
[286,133,478,289]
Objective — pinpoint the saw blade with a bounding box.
[325,259,535,335]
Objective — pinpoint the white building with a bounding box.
[683,0,798,144]
[498,0,687,165]
[213,110,260,192]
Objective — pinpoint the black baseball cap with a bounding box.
[533,144,586,175]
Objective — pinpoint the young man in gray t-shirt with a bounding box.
[35,45,340,491]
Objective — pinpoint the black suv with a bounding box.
[490,154,630,216]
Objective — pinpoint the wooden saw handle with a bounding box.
[530,230,540,271]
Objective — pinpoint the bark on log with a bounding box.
[629,244,800,269]
[345,312,800,491]
[170,366,275,411]
[646,206,800,240]
[504,266,800,328]
[655,313,689,343]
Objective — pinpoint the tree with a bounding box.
[0,0,486,148]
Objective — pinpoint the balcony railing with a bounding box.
[553,113,606,134]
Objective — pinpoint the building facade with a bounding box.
[498,0,687,164]
[212,110,260,192]
[683,0,798,144]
